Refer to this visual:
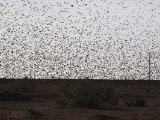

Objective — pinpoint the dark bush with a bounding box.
[72,85,113,108]
[56,82,117,109]
[124,97,146,107]
[135,98,146,107]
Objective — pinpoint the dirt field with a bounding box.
[0,79,160,120]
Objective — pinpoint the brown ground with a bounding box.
[0,79,160,120]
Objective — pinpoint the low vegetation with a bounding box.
[56,81,118,109]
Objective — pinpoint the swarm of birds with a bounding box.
[0,0,160,79]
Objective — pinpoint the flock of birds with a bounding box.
[0,0,160,79]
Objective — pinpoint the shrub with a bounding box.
[56,82,117,109]
[124,97,146,107]
[135,98,146,107]
[72,85,113,108]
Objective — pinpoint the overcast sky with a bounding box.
[0,0,160,79]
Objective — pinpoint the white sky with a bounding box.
[0,0,160,79]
